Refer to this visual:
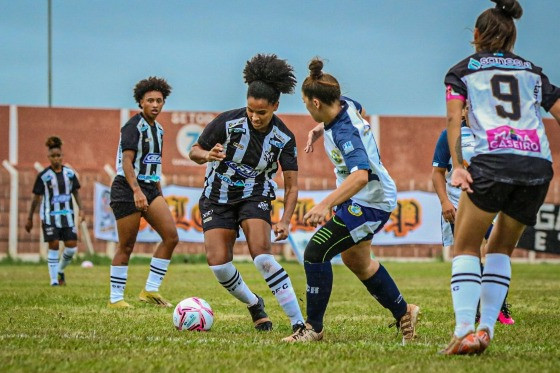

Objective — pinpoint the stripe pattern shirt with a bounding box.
[323,96,397,212]
[32,166,81,228]
[115,113,164,183]
[197,108,298,203]
[445,51,560,185]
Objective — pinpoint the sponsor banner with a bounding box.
[94,185,443,247]
[517,204,560,255]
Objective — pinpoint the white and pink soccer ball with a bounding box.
[173,297,214,331]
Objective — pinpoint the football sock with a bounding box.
[57,247,77,273]
[478,253,511,339]
[210,262,258,306]
[451,255,481,338]
[361,264,408,320]
[110,265,128,303]
[304,261,333,333]
[145,257,170,292]
[47,249,59,285]
[254,254,304,326]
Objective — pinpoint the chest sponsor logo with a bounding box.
[487,126,541,153]
[224,161,260,178]
[52,194,72,204]
[138,174,161,182]
[143,153,162,164]
[342,141,354,154]
[50,209,73,216]
[228,127,246,134]
[269,139,285,148]
[216,172,248,188]
[232,142,245,150]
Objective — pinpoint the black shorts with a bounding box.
[468,167,550,226]
[42,223,78,242]
[199,195,272,234]
[110,176,162,220]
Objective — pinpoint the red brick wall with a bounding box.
[0,106,9,162]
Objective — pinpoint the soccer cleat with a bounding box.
[51,283,59,286]
[282,323,324,342]
[292,321,306,333]
[58,272,66,286]
[139,289,173,307]
[393,304,420,345]
[107,300,133,309]
[498,303,515,325]
[475,328,491,354]
[247,294,273,331]
[439,332,480,355]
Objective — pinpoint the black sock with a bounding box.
[361,264,407,320]
[304,262,332,332]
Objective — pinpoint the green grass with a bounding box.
[1,261,559,372]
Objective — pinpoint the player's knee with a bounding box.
[303,240,326,263]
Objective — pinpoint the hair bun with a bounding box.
[308,58,324,80]
[491,0,523,19]
[45,136,62,149]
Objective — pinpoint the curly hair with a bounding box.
[45,136,62,150]
[473,0,523,52]
[302,57,341,105]
[133,76,172,108]
[243,54,297,104]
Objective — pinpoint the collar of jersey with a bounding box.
[323,100,348,131]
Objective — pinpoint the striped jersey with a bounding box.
[115,113,164,183]
[445,51,560,185]
[32,166,81,228]
[197,108,298,203]
[432,123,476,207]
[323,96,397,212]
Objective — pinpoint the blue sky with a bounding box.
[1,0,559,115]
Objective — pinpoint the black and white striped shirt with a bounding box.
[32,166,81,228]
[115,113,163,183]
[197,108,298,203]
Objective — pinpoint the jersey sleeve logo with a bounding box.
[487,126,541,153]
[342,141,354,154]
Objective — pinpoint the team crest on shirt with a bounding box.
[269,138,285,148]
[264,151,275,163]
[330,149,343,164]
[348,203,363,217]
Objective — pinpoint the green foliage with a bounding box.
[0,262,559,372]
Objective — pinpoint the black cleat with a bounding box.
[247,294,272,331]
[292,321,306,333]
[57,272,66,286]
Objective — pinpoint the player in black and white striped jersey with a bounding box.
[26,136,84,286]
[108,77,179,309]
[189,54,304,332]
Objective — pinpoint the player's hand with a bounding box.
[441,200,456,223]
[303,202,330,227]
[451,168,473,193]
[273,221,290,242]
[134,189,148,212]
[304,125,324,153]
[206,144,226,162]
[25,218,33,233]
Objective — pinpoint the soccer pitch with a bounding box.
[1,260,559,372]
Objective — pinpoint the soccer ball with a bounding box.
[173,297,214,331]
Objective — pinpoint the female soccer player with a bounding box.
[441,0,560,355]
[432,107,514,325]
[107,77,179,309]
[25,136,84,286]
[189,54,304,332]
[282,58,419,344]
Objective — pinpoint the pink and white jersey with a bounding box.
[445,51,560,185]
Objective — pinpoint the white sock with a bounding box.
[47,249,59,285]
[210,262,258,306]
[145,257,171,292]
[110,265,128,303]
[58,247,77,273]
[254,254,304,326]
[451,255,481,338]
[478,253,511,339]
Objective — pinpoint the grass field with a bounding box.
[1,259,559,372]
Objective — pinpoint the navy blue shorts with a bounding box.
[334,199,391,243]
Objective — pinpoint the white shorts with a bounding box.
[441,216,454,247]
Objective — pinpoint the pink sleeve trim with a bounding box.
[446,85,466,102]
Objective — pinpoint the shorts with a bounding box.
[110,175,162,220]
[468,167,550,227]
[334,199,391,243]
[199,195,272,234]
[42,223,78,242]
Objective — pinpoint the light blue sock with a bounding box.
[451,255,481,338]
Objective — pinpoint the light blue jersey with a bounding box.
[323,97,397,213]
